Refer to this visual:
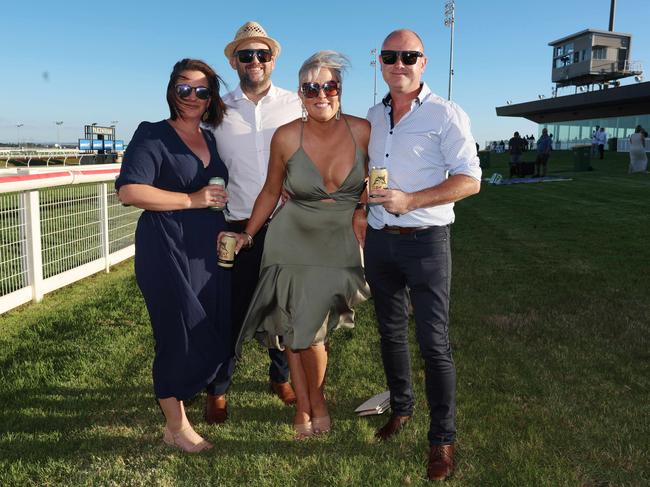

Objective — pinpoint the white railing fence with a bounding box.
[0,164,141,314]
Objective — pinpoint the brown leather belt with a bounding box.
[228,218,270,227]
[382,225,432,235]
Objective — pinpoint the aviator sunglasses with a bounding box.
[236,49,273,63]
[175,84,211,100]
[380,50,424,65]
[301,80,340,99]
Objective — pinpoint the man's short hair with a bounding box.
[381,29,425,51]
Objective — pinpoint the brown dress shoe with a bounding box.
[270,381,297,405]
[375,414,411,441]
[427,444,455,481]
[204,394,227,425]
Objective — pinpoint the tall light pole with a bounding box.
[444,0,456,101]
[16,123,24,148]
[55,121,63,147]
[370,49,378,105]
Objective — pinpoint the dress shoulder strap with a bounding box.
[299,120,305,148]
[341,115,358,152]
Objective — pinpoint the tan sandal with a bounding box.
[293,421,313,440]
[312,416,331,434]
[163,426,213,453]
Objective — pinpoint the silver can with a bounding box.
[208,177,226,211]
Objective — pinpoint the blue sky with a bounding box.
[1,0,648,147]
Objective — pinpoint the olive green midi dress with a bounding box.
[236,121,370,353]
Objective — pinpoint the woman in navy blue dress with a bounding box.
[116,59,230,452]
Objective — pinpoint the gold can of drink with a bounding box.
[208,177,226,211]
[369,166,388,197]
[217,233,237,268]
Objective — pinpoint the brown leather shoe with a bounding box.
[375,414,411,441]
[204,394,227,425]
[427,444,455,481]
[270,381,297,405]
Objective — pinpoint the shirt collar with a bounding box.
[231,82,279,102]
[382,82,430,107]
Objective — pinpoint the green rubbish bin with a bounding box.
[478,150,490,169]
[572,145,591,171]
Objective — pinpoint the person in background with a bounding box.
[597,127,608,160]
[628,125,647,173]
[508,131,525,178]
[361,29,481,481]
[116,59,230,452]
[203,20,301,426]
[534,128,552,178]
[591,125,600,157]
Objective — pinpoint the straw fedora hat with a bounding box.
[224,21,281,59]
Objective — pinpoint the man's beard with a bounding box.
[238,66,270,91]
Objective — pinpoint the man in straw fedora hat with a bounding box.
[204,21,302,424]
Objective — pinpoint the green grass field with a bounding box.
[0,150,648,486]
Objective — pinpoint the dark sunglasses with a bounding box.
[380,50,424,65]
[236,49,273,63]
[301,80,340,99]
[175,84,211,100]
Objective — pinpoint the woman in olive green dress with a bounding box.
[229,51,370,438]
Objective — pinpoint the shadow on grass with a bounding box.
[0,383,386,465]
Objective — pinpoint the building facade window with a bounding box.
[539,115,650,147]
[592,47,607,60]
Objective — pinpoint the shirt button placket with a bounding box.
[255,104,264,183]
[383,126,393,226]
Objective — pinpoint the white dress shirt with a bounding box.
[366,83,482,229]
[211,83,302,221]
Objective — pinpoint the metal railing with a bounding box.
[617,137,650,152]
[0,165,141,314]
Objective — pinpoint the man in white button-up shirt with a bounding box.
[357,29,481,481]
[204,21,302,424]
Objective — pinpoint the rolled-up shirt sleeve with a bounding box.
[115,122,161,190]
[441,103,482,181]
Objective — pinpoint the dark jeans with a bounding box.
[598,144,605,159]
[206,221,289,396]
[364,225,456,446]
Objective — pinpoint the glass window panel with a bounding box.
[593,47,607,59]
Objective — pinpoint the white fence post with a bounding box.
[99,182,110,273]
[24,190,44,302]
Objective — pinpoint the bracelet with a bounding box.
[242,231,254,248]
[355,202,367,212]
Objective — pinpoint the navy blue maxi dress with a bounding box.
[115,120,231,401]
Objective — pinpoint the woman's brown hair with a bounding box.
[166,58,227,127]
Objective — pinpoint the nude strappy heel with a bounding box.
[293,421,314,440]
[312,415,331,434]
[163,426,213,453]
